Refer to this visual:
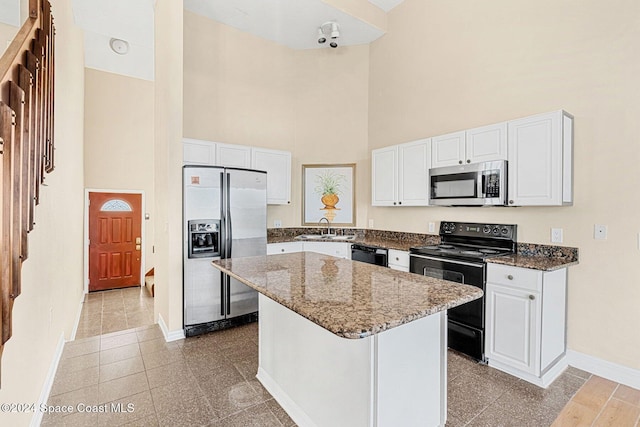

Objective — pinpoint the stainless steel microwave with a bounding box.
[429,160,507,206]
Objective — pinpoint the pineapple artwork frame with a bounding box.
[302,164,356,226]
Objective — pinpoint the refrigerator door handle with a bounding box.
[227,275,231,315]
[220,272,225,317]
[226,172,232,258]
[220,171,227,258]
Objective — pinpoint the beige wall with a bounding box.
[154,0,184,332]
[0,0,85,424]
[0,22,18,55]
[368,0,640,369]
[183,11,370,228]
[83,68,155,271]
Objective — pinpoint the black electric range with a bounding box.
[409,221,517,361]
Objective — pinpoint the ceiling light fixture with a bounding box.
[317,21,340,48]
[317,28,326,44]
[109,38,130,55]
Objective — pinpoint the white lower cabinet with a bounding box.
[485,264,568,387]
[388,249,409,272]
[266,242,350,259]
[266,242,303,255]
[302,242,350,259]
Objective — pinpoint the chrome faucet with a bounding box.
[318,217,331,235]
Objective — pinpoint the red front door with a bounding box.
[88,192,142,292]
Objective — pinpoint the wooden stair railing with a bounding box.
[0,0,55,386]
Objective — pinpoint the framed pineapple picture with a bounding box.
[302,164,356,226]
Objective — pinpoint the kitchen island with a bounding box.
[212,252,482,427]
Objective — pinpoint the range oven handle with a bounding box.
[409,253,484,268]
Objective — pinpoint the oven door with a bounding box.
[409,254,485,329]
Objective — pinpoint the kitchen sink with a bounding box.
[294,234,356,241]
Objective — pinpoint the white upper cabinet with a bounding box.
[183,140,292,205]
[371,146,398,206]
[372,139,430,207]
[217,142,252,168]
[431,131,466,168]
[252,148,292,205]
[431,123,507,168]
[398,140,431,206]
[466,122,508,164]
[183,138,216,165]
[507,111,573,206]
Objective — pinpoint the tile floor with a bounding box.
[74,287,154,339]
[43,287,640,426]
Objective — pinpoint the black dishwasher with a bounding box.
[351,244,388,267]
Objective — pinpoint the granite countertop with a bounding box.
[267,228,438,251]
[268,228,579,271]
[487,243,579,271]
[487,255,578,271]
[212,252,482,339]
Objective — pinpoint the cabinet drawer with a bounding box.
[487,264,541,292]
[388,249,410,269]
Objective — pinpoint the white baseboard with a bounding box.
[70,294,86,341]
[30,333,65,427]
[257,367,316,427]
[568,350,640,390]
[158,313,185,342]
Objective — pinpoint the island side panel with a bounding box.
[375,310,447,427]
[257,294,374,427]
[257,294,448,427]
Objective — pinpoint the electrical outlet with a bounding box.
[274,220,282,228]
[594,224,607,240]
[368,219,374,228]
[428,222,436,233]
[551,228,563,243]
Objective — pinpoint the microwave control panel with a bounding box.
[482,171,500,197]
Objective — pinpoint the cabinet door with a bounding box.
[486,283,539,375]
[507,111,565,206]
[431,131,465,168]
[183,138,216,165]
[303,242,349,259]
[466,122,507,164]
[398,139,430,206]
[267,242,303,255]
[372,146,398,206]
[252,148,291,205]
[217,143,252,168]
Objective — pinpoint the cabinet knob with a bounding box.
[507,274,514,280]
[393,202,397,205]
[458,160,463,165]
[466,159,471,163]
[398,201,402,205]
[281,249,285,252]
[509,200,514,205]
[395,257,400,261]
[287,201,290,204]
[529,295,535,300]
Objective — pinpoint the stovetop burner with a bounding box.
[409,221,517,262]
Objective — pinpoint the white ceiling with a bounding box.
[71,0,404,81]
[0,0,20,27]
[184,0,386,50]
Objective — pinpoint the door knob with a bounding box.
[135,244,141,250]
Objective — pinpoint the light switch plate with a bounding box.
[274,220,282,228]
[368,219,374,228]
[594,224,607,240]
[428,222,436,233]
[551,228,563,243]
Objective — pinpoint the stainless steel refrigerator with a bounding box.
[183,165,267,337]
